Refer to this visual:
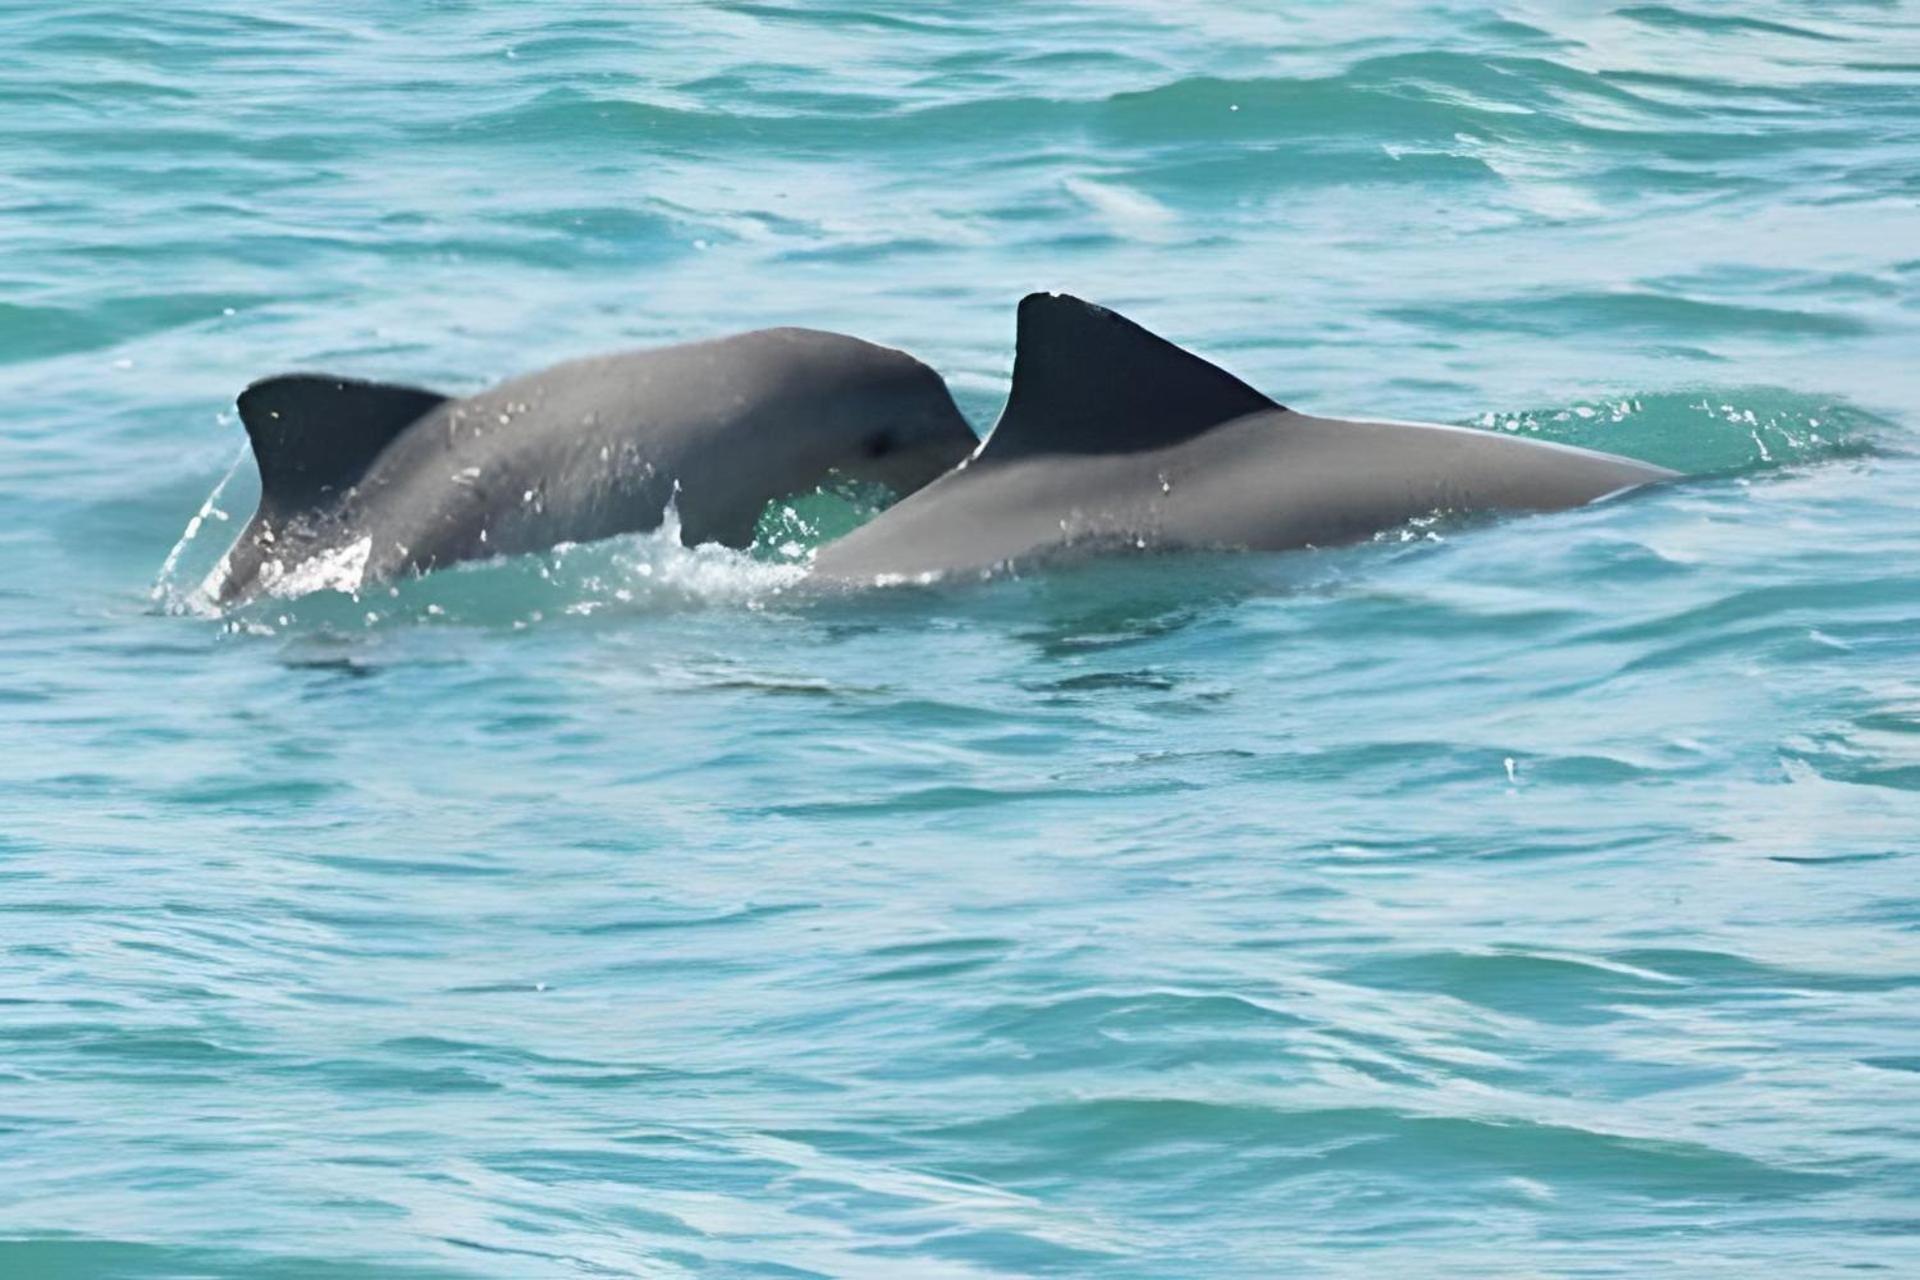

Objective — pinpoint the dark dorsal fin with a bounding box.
[237,374,447,510]
[976,293,1280,463]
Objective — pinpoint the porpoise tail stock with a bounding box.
[809,293,1676,583]
[212,327,976,603]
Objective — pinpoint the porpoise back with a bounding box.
[809,295,1675,582]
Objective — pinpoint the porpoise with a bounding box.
[212,326,976,602]
[810,294,1675,582]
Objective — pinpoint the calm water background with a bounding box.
[4,2,1920,1276]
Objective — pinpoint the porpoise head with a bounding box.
[747,327,977,500]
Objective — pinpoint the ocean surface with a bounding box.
[4,2,1919,1275]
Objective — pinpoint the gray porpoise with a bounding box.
[213,327,975,602]
[810,294,1677,583]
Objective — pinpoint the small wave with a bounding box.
[715,1,965,36]
[0,293,267,366]
[1459,387,1888,475]
[927,1097,1844,1200]
[1616,6,1850,44]
[459,51,1685,160]
[1389,292,1871,342]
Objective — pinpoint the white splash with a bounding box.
[267,535,374,598]
[561,501,806,612]
[152,444,247,607]
[195,550,234,611]
[175,490,813,629]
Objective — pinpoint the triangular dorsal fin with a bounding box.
[237,374,447,509]
[975,293,1281,463]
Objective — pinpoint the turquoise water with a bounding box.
[5,1,1920,1274]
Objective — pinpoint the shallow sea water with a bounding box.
[4,2,1920,1276]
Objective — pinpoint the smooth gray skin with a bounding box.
[214,327,975,602]
[810,294,1677,582]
